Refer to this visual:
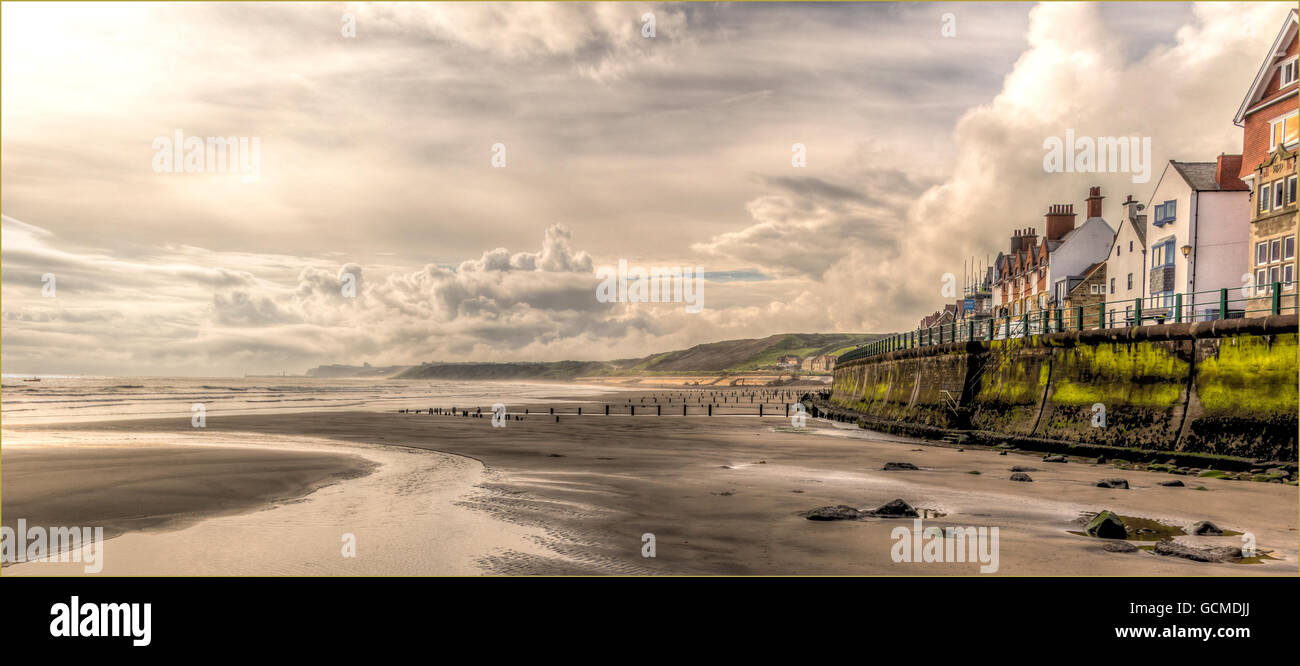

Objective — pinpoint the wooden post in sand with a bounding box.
[631,405,635,416]
[759,404,763,417]
[683,404,687,416]
[578,407,582,415]
[708,404,713,416]
[657,405,661,416]
[605,404,610,416]
[550,407,554,415]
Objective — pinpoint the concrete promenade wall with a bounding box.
[831,315,1298,463]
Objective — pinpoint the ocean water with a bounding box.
[0,376,618,425]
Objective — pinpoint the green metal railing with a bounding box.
[838,281,1298,364]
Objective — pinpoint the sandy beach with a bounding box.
[4,386,1295,575]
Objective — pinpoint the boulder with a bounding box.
[882,462,919,471]
[1152,541,1241,563]
[868,498,919,518]
[1190,521,1223,536]
[1085,510,1128,539]
[1010,466,1037,472]
[1010,472,1033,482]
[1043,455,1067,463]
[806,505,863,521]
[1096,478,1129,489]
[1158,480,1185,487]
[1103,541,1138,553]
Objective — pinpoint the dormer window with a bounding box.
[1152,200,1177,227]
[1282,56,1299,88]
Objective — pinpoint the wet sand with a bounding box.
[1,431,556,575]
[2,437,374,542]
[8,387,1295,575]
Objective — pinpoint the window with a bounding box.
[1255,234,1296,293]
[1110,277,1115,294]
[1129,241,1133,252]
[1259,183,1271,214]
[1288,175,1298,206]
[1090,284,1099,295]
[1127,273,1133,290]
[1270,112,1298,149]
[1116,246,1120,257]
[1275,180,1286,209]
[1151,238,1175,267]
[1153,291,1173,312]
[1152,200,1177,227]
[1283,57,1299,87]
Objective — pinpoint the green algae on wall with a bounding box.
[1048,341,1188,410]
[1180,333,1298,460]
[1196,333,1297,416]
[830,323,1298,461]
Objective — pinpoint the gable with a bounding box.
[1236,9,1299,124]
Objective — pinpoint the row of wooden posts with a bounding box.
[399,402,803,418]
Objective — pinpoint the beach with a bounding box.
[3,383,1296,575]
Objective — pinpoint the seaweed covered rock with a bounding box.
[869,499,919,517]
[1085,510,1127,539]
[806,505,864,521]
[1190,521,1223,536]
[1153,541,1241,562]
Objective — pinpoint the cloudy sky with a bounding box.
[1,1,1292,376]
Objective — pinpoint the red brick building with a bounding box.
[1235,9,1298,301]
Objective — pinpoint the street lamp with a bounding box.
[1180,244,1192,258]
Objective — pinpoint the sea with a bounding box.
[0,375,618,425]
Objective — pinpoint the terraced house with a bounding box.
[1236,8,1298,309]
[1139,158,1250,323]
[991,188,1115,319]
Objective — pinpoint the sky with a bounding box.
[1,1,1293,376]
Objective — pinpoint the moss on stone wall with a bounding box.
[831,321,1298,461]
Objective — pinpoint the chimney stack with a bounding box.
[1215,154,1246,190]
[1021,227,1038,252]
[1085,186,1104,219]
[1044,203,1076,242]
[1120,194,1140,221]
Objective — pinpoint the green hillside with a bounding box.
[391,333,883,380]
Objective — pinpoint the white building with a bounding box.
[1101,195,1149,325]
[1142,158,1251,322]
[1045,188,1117,312]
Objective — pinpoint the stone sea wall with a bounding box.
[831,315,1298,463]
